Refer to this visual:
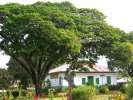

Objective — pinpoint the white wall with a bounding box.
[45,72,117,87]
[45,75,59,87]
[45,73,67,87]
[73,73,117,86]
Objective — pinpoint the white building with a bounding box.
[45,64,117,89]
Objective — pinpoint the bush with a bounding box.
[126,82,133,100]
[99,85,109,94]
[54,87,62,94]
[62,87,68,92]
[6,89,27,98]
[41,87,50,95]
[108,85,121,91]
[12,91,19,98]
[120,85,126,93]
[21,90,27,96]
[72,85,96,100]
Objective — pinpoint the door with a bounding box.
[87,76,94,86]
[107,76,111,85]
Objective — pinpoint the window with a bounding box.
[59,76,62,86]
[100,75,105,85]
[96,78,99,84]
[107,76,111,85]
[82,78,86,85]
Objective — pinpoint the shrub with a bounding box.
[41,87,49,95]
[72,85,96,100]
[21,90,27,96]
[62,87,68,92]
[12,91,19,98]
[108,85,121,91]
[53,87,64,95]
[99,85,109,94]
[120,85,126,93]
[126,82,133,100]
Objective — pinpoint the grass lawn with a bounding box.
[0,95,110,100]
[40,95,112,100]
[93,94,111,100]
[0,92,125,100]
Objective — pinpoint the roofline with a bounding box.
[49,71,117,74]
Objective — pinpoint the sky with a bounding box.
[0,0,133,68]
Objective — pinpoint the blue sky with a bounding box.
[0,0,133,68]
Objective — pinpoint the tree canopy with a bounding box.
[108,32,133,77]
[0,2,126,97]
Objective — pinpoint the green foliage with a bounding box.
[99,85,109,94]
[120,85,126,94]
[12,91,19,98]
[21,90,27,96]
[72,85,96,100]
[8,90,14,100]
[112,42,133,64]
[48,89,54,100]
[108,32,133,77]
[108,85,121,91]
[40,87,49,95]
[7,58,31,89]
[0,1,126,95]
[126,82,133,100]
[0,68,12,89]
[108,42,133,77]
[127,31,133,43]
[0,80,8,89]
[0,2,82,95]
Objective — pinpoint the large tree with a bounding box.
[0,2,125,98]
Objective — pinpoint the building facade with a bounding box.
[45,64,117,89]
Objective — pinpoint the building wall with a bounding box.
[45,73,66,87]
[74,73,117,86]
[45,74,59,87]
[45,72,117,87]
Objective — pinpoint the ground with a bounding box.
[0,94,125,100]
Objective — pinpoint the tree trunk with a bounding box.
[67,80,72,100]
[34,82,41,100]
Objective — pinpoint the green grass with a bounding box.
[40,95,111,100]
[93,94,111,100]
[0,93,125,100]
